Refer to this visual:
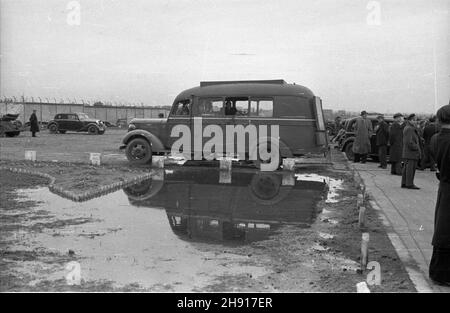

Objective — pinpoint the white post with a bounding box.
[357,193,364,208]
[89,153,101,166]
[153,169,165,181]
[361,232,370,269]
[282,172,295,186]
[219,157,232,171]
[25,150,36,162]
[356,281,371,293]
[219,171,232,184]
[282,158,295,171]
[359,206,366,228]
[152,156,165,168]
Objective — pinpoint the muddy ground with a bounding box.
[0,149,416,292]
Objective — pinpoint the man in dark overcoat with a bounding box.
[429,103,450,286]
[420,116,439,171]
[401,114,421,189]
[29,110,39,137]
[375,115,389,169]
[389,113,404,175]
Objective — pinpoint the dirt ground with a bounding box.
[0,143,416,292]
[0,128,128,165]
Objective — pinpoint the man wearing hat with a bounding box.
[352,111,373,163]
[429,103,450,286]
[389,113,405,175]
[375,114,389,169]
[401,113,421,189]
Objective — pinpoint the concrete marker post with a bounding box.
[359,206,366,229]
[153,168,165,181]
[152,156,165,168]
[361,232,370,270]
[25,150,36,162]
[219,171,232,184]
[356,281,371,293]
[282,158,295,171]
[282,171,295,186]
[219,157,232,171]
[357,193,364,208]
[89,153,101,166]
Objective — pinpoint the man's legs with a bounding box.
[32,131,36,137]
[423,145,436,171]
[401,161,407,186]
[391,162,397,174]
[360,154,367,163]
[354,153,360,163]
[404,159,418,187]
[420,145,429,170]
[378,145,387,168]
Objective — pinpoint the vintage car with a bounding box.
[0,114,22,137]
[338,114,394,160]
[120,80,328,167]
[47,112,105,135]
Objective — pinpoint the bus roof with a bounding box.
[174,80,315,102]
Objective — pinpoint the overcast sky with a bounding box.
[1,0,449,113]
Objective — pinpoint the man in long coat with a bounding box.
[401,114,421,189]
[389,113,405,175]
[429,103,450,286]
[375,115,389,169]
[352,111,373,163]
[420,116,439,171]
[29,110,39,137]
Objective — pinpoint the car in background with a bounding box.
[116,118,128,128]
[338,114,394,161]
[47,112,105,135]
[120,79,329,167]
[0,114,22,137]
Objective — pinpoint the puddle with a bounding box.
[6,167,338,291]
[295,174,343,203]
[310,243,330,252]
[319,232,335,240]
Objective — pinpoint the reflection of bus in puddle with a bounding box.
[123,168,327,244]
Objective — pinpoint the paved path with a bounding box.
[352,160,450,292]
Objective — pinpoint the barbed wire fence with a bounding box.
[0,95,171,124]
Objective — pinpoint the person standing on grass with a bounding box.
[420,116,439,171]
[401,114,421,189]
[375,114,389,169]
[429,103,450,286]
[353,110,373,163]
[29,110,39,138]
[389,113,405,175]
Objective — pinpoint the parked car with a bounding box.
[338,114,394,161]
[120,79,329,167]
[47,112,105,135]
[103,121,117,128]
[116,118,128,128]
[0,114,22,137]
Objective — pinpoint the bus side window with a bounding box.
[250,99,273,117]
[196,98,223,117]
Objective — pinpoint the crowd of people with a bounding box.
[351,104,450,287]
[352,110,440,189]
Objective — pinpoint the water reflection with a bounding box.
[124,168,327,244]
